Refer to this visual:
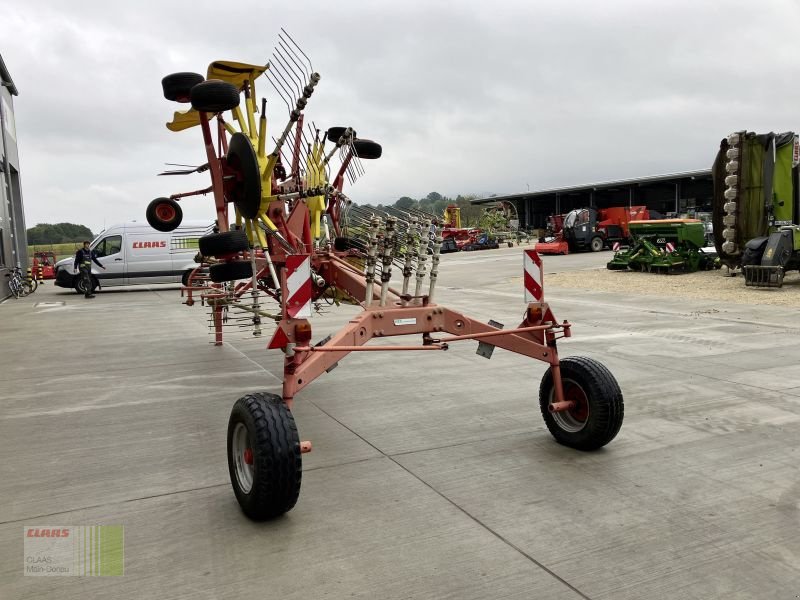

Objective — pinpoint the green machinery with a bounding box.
[712,130,800,287]
[607,219,716,273]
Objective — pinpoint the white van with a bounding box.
[54,220,213,294]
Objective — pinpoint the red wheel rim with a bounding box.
[564,382,589,422]
[155,203,176,222]
[243,448,253,466]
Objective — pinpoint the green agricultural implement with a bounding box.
[607,219,717,274]
[712,130,800,288]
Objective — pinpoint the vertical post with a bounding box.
[675,182,679,214]
[427,222,443,304]
[364,217,381,306]
[379,217,397,306]
[414,219,432,304]
[213,304,223,346]
[401,217,419,305]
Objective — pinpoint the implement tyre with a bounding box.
[227,393,302,520]
[539,356,623,450]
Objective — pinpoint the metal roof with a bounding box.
[0,54,18,96]
[473,169,712,204]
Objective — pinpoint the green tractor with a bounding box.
[712,131,800,287]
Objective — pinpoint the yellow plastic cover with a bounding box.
[206,61,269,90]
[166,108,211,132]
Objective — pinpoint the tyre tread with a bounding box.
[228,393,301,520]
[539,356,623,451]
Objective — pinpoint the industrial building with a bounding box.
[474,169,713,231]
[0,53,27,298]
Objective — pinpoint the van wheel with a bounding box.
[199,230,249,257]
[74,275,99,295]
[210,261,253,282]
[146,198,183,232]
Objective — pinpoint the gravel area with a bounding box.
[540,267,800,307]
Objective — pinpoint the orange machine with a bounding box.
[536,206,651,254]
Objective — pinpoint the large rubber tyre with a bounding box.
[590,236,604,252]
[190,80,240,113]
[210,261,253,282]
[353,138,382,160]
[26,278,38,294]
[227,393,302,520]
[146,197,183,232]
[162,72,205,102]
[199,230,249,257]
[226,133,262,219]
[326,126,354,144]
[74,275,99,295]
[539,356,623,451]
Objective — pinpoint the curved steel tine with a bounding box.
[272,50,303,100]
[280,28,313,75]
[278,38,309,88]
[270,55,299,104]
[266,73,292,113]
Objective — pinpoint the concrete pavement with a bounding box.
[2,247,799,599]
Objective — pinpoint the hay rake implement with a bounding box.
[150,32,624,520]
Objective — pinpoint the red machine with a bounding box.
[536,205,650,254]
[149,33,625,521]
[31,252,57,280]
[440,205,479,249]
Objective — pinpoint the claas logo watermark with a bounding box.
[23,525,124,577]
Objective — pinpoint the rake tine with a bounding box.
[266,73,292,113]
[280,27,313,76]
[272,48,304,101]
[270,56,299,105]
[278,38,309,89]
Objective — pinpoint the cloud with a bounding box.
[4,0,800,231]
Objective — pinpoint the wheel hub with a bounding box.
[155,203,176,221]
[232,422,255,493]
[551,379,589,432]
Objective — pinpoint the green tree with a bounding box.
[395,197,416,210]
[27,223,94,245]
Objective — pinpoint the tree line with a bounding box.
[368,192,494,227]
[27,223,95,245]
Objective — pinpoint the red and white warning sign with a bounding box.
[612,241,621,252]
[523,249,543,302]
[285,254,312,318]
[665,242,675,253]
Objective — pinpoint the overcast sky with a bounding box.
[3,0,800,233]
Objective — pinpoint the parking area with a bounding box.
[2,246,800,599]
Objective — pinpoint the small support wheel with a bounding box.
[227,393,302,520]
[539,356,623,450]
[210,261,253,282]
[190,80,240,113]
[146,197,183,232]
[161,72,205,102]
[352,138,382,160]
[199,230,249,257]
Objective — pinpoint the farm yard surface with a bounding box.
[1,246,799,599]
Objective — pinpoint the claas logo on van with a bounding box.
[132,241,167,249]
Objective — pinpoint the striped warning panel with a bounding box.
[523,249,543,302]
[665,242,676,253]
[285,255,312,318]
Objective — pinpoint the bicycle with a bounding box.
[5,266,36,298]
